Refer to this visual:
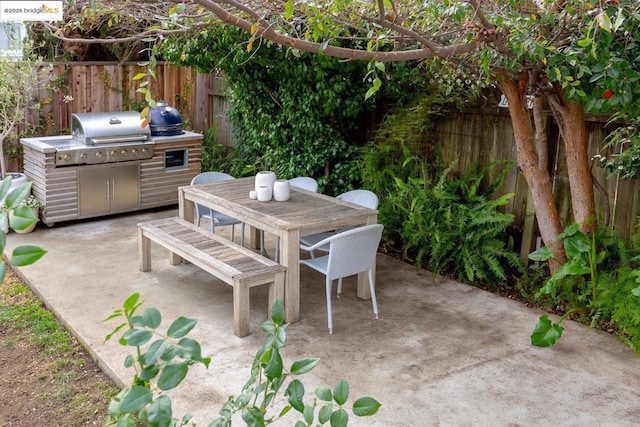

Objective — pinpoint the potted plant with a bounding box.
[9,194,44,234]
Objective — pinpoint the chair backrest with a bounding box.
[289,176,319,193]
[325,224,383,281]
[191,171,234,185]
[191,172,235,217]
[337,189,379,209]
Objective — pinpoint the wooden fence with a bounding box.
[435,109,640,253]
[24,61,231,143]
[18,62,640,249]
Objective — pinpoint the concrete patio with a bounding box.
[5,207,640,426]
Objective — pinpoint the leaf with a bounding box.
[285,379,305,413]
[333,379,349,405]
[142,307,161,329]
[124,329,152,346]
[318,404,333,423]
[5,182,32,209]
[138,364,160,382]
[132,73,147,80]
[166,316,196,339]
[315,386,332,402]
[157,361,189,390]
[9,205,37,231]
[330,408,349,427]
[353,397,381,416]
[146,395,173,427]
[141,339,171,365]
[597,11,612,32]
[265,349,283,380]
[290,358,319,375]
[241,407,265,426]
[120,386,153,413]
[10,245,46,266]
[364,77,382,101]
[528,245,554,262]
[531,314,564,347]
[284,0,294,19]
[270,298,285,324]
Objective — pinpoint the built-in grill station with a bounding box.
[21,107,203,226]
[54,112,154,167]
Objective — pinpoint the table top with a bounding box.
[179,177,378,235]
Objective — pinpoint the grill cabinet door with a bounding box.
[78,167,110,217]
[110,164,140,213]
[78,164,140,217]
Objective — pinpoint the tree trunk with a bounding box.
[548,97,596,233]
[497,71,565,273]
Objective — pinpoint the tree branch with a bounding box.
[194,0,478,62]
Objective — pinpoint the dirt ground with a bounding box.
[0,269,117,426]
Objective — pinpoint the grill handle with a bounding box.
[89,135,150,145]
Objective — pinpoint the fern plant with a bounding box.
[389,159,522,285]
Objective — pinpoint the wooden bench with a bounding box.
[138,217,286,337]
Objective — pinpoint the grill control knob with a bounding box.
[131,148,138,155]
[110,150,118,156]
[79,153,87,160]
[96,151,104,159]
[141,147,149,155]
[121,149,128,156]
[63,154,71,161]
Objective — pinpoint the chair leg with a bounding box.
[337,278,343,298]
[275,236,280,263]
[260,230,265,256]
[230,224,235,243]
[240,223,246,247]
[326,278,334,334]
[368,269,379,319]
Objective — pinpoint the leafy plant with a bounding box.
[104,295,380,426]
[0,175,47,282]
[382,157,521,285]
[529,223,640,351]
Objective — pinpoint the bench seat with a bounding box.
[138,217,286,337]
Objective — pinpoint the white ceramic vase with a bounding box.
[273,179,290,201]
[255,171,276,192]
[257,185,272,202]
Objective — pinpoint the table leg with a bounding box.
[281,229,301,323]
[179,188,195,223]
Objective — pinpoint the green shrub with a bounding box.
[529,224,640,351]
[382,158,522,285]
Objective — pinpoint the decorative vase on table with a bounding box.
[255,171,276,193]
[273,179,290,201]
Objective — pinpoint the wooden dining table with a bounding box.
[178,177,379,323]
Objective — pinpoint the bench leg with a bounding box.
[138,228,151,272]
[233,281,250,338]
[169,252,182,265]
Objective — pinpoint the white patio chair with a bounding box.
[299,189,379,258]
[262,176,319,262]
[191,172,245,246]
[288,176,319,193]
[300,223,383,334]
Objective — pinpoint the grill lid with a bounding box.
[71,111,151,145]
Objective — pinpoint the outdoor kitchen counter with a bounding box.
[21,130,203,153]
[20,135,71,153]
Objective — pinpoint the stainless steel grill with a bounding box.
[54,111,154,167]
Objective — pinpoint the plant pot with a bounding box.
[7,172,28,191]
